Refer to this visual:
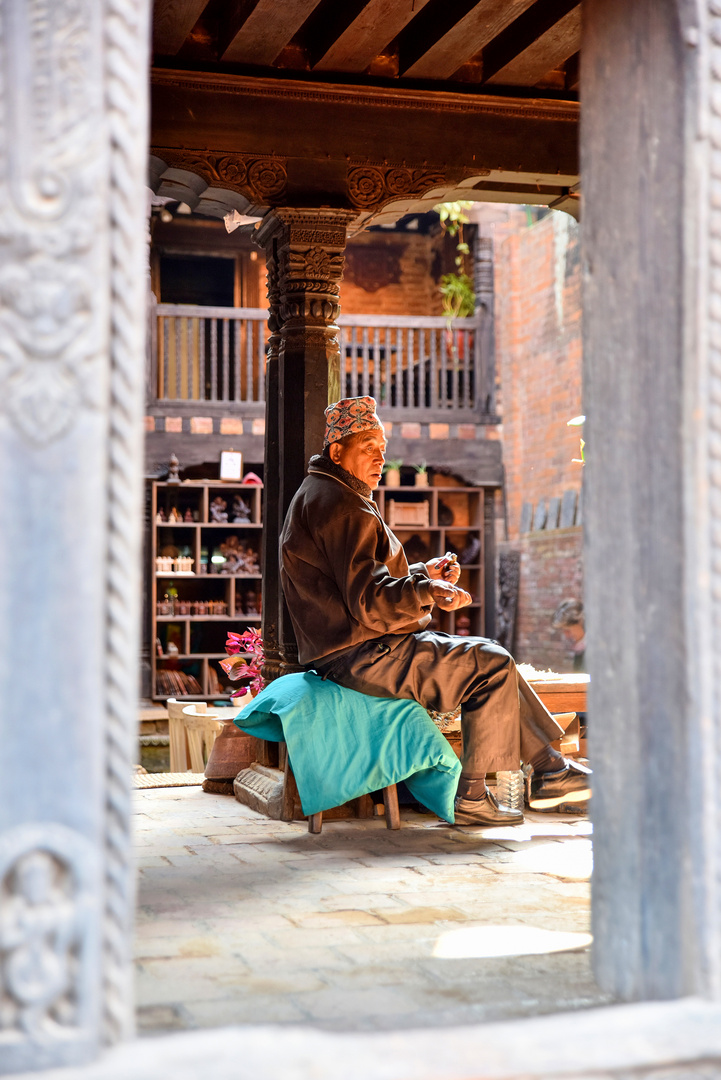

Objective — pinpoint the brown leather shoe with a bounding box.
[452,789,524,826]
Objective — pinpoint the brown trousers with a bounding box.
[317,631,563,775]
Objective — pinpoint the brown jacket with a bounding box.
[280,459,434,665]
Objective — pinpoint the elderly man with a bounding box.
[280,397,591,825]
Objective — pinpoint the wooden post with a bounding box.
[256,209,354,675]
[582,0,719,1001]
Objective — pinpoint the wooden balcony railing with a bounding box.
[148,302,495,420]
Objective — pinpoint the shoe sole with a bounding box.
[452,812,524,826]
[528,787,591,810]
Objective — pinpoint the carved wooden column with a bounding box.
[258,236,283,684]
[0,0,150,1071]
[256,209,354,676]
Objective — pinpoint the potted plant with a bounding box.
[434,201,476,365]
[383,459,403,488]
[219,629,266,700]
[414,462,429,488]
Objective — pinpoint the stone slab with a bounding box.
[8,999,721,1080]
[560,489,577,528]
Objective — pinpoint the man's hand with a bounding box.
[429,581,472,611]
[425,554,461,584]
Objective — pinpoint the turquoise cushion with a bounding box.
[233,671,460,821]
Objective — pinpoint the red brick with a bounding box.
[400,422,421,439]
[190,416,213,435]
[251,418,265,436]
[429,423,449,440]
[220,418,243,435]
[144,416,156,432]
[164,416,182,433]
[457,424,477,440]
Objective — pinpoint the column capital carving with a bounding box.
[257,208,355,328]
[256,207,355,250]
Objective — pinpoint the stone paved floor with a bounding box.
[134,787,612,1036]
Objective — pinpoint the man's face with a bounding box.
[330,429,387,490]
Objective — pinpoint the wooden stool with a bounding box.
[281,751,401,834]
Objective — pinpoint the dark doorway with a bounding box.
[160,254,235,306]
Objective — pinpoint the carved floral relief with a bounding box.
[152,149,288,204]
[0,824,97,1048]
[0,0,104,443]
[347,164,446,210]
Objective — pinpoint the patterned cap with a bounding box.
[324,396,383,446]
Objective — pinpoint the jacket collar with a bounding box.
[308,454,373,501]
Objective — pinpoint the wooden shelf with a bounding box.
[374,483,491,639]
[151,478,264,701]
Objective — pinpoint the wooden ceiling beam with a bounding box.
[153,0,211,56]
[151,71,579,216]
[482,0,580,85]
[313,0,434,74]
[220,0,323,66]
[485,4,581,86]
[401,0,538,81]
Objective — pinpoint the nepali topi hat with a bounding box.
[324,396,383,447]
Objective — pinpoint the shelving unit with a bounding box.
[151,479,263,701]
[373,484,494,638]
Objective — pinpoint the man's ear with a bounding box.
[329,443,341,464]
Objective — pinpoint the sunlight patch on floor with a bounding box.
[433,924,593,959]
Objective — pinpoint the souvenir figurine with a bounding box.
[232,496,251,523]
[210,496,228,523]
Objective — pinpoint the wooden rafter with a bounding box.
[220,0,324,65]
[486,4,581,85]
[153,0,210,55]
[401,0,538,81]
[481,0,580,85]
[313,0,434,74]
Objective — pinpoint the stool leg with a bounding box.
[383,785,401,830]
[308,812,323,834]
[282,752,298,822]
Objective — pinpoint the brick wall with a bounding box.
[340,230,447,316]
[494,209,585,670]
[494,209,584,541]
[500,527,584,672]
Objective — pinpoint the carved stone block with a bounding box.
[233,764,285,819]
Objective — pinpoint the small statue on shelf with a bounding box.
[244,590,258,615]
[231,496,251,523]
[168,506,182,523]
[184,508,194,522]
[155,507,167,524]
[167,453,180,484]
[210,496,228,523]
[459,535,481,565]
[218,535,260,574]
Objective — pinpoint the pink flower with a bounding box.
[223,630,266,694]
[225,631,245,656]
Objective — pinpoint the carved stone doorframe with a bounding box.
[0,0,150,1071]
[6,0,721,1074]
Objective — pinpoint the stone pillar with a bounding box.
[0,0,150,1072]
[582,0,721,1001]
[256,209,354,675]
